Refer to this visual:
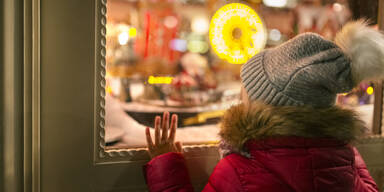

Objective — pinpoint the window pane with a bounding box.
[105,0,376,148]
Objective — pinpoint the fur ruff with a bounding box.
[335,20,384,84]
[219,102,366,153]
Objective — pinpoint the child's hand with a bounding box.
[145,111,182,159]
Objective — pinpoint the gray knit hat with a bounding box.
[241,21,384,107]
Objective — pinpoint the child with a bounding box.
[144,21,381,192]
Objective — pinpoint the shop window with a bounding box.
[104,0,377,149]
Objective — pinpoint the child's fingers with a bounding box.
[175,141,182,153]
[161,111,169,143]
[154,116,161,145]
[168,114,178,142]
[145,127,154,150]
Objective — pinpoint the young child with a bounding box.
[143,21,382,192]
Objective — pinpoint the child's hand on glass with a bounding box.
[145,111,182,159]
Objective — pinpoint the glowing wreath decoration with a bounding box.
[209,3,267,64]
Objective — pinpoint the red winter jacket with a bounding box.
[144,103,379,192]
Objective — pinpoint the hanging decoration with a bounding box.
[209,3,267,64]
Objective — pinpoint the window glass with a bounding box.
[105,0,376,148]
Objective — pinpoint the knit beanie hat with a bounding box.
[240,20,384,107]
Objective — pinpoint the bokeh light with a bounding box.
[209,3,267,64]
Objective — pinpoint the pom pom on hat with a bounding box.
[335,20,384,84]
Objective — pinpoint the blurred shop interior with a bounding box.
[104,0,379,148]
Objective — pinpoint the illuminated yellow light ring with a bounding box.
[209,3,267,64]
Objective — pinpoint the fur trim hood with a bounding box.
[219,102,365,153]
